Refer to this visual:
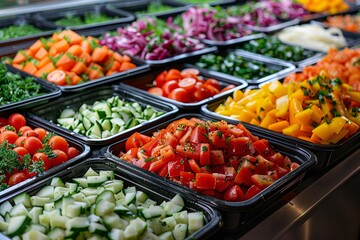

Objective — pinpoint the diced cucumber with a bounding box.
[159,231,175,240]
[6,215,31,237]
[83,168,99,178]
[0,220,8,232]
[170,195,184,207]
[89,222,107,235]
[30,196,52,207]
[173,211,188,225]
[172,224,187,240]
[125,192,136,206]
[48,227,65,240]
[65,182,78,194]
[73,178,89,188]
[124,218,147,240]
[36,185,55,199]
[108,228,125,240]
[140,230,159,240]
[94,200,115,217]
[141,206,164,220]
[87,176,108,187]
[103,180,123,193]
[95,190,115,204]
[162,201,183,216]
[91,121,103,137]
[136,191,148,203]
[13,193,31,208]
[22,229,48,240]
[43,202,55,212]
[99,170,114,180]
[103,213,128,229]
[29,207,43,224]
[0,201,13,217]
[161,216,177,232]
[83,117,92,131]
[49,214,68,229]
[50,177,65,187]
[81,187,98,196]
[38,214,50,229]
[54,187,69,200]
[187,212,204,234]
[57,118,74,128]
[60,108,76,118]
[26,223,47,233]
[65,217,90,232]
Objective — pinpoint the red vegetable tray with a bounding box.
[105,113,316,231]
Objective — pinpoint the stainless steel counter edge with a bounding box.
[238,149,360,240]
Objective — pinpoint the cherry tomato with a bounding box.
[32,152,50,170]
[47,70,66,86]
[204,79,221,90]
[48,136,69,153]
[0,130,18,144]
[13,147,29,160]
[224,185,245,201]
[168,88,191,103]
[154,71,167,87]
[67,147,79,159]
[18,126,32,135]
[51,149,68,166]
[202,84,220,96]
[193,87,211,102]
[165,69,182,81]
[0,118,7,127]
[15,136,27,147]
[23,130,38,137]
[34,128,47,141]
[181,68,200,78]
[220,84,236,93]
[24,137,43,155]
[162,80,179,96]
[178,78,197,93]
[8,172,27,186]
[8,113,26,131]
[148,87,164,96]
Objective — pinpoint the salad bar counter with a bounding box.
[0,0,359,239]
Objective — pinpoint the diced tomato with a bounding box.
[251,174,275,189]
[234,161,256,186]
[159,145,175,163]
[215,178,232,192]
[158,164,168,178]
[269,152,285,165]
[141,130,166,155]
[195,173,216,190]
[208,130,226,147]
[179,127,193,144]
[163,132,178,149]
[224,166,236,180]
[277,166,290,178]
[188,159,201,173]
[223,185,244,202]
[228,137,255,157]
[176,143,200,160]
[210,150,225,165]
[253,139,275,158]
[267,170,279,180]
[290,162,300,171]
[255,155,276,173]
[199,143,211,166]
[168,159,185,177]
[190,125,208,144]
[180,171,194,186]
[244,185,262,200]
[149,160,167,173]
[125,132,151,152]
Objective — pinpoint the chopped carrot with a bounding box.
[108,61,121,72]
[49,47,57,57]
[113,52,123,62]
[67,45,82,56]
[79,51,92,65]
[37,56,51,69]
[58,30,83,45]
[119,62,136,72]
[89,63,104,73]
[106,70,117,76]
[122,55,131,62]
[29,40,43,54]
[92,46,108,63]
[23,62,38,75]
[13,51,28,64]
[34,47,48,60]
[34,62,55,78]
[70,73,83,85]
[80,41,92,54]
[88,69,103,80]
[53,39,69,53]
[12,63,23,70]
[70,61,86,75]
[56,54,76,71]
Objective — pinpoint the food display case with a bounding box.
[0,0,359,239]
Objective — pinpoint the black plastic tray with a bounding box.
[200,77,360,170]
[245,18,300,33]
[0,117,90,198]
[190,49,296,85]
[119,63,248,110]
[28,85,178,146]
[32,4,135,32]
[2,41,150,93]
[0,158,222,240]
[108,0,190,19]
[234,36,325,67]
[105,113,316,231]
[311,8,360,39]
[0,64,61,112]
[200,33,265,48]
[0,14,57,47]
[176,0,237,7]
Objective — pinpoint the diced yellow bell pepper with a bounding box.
[246,100,257,113]
[312,122,335,141]
[329,117,347,134]
[329,128,350,144]
[321,99,333,119]
[275,94,289,119]
[310,132,321,143]
[311,105,324,123]
[349,115,360,127]
[260,114,277,128]
[283,123,301,137]
[250,118,260,126]
[305,99,320,106]
[295,108,313,126]
[224,96,234,107]
[290,89,304,103]
[229,105,244,115]
[268,80,287,98]
[267,109,277,119]
[257,98,274,115]
[347,91,360,103]
[268,121,290,133]
[289,98,303,125]
[238,109,257,123]
[233,90,244,102]
[216,110,232,116]
[300,124,313,133]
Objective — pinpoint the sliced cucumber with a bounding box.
[187,212,204,234]
[172,223,187,240]
[13,193,31,208]
[6,215,31,237]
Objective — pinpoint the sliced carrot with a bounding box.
[67,45,82,56]
[106,70,117,76]
[49,47,57,57]
[80,40,92,54]
[108,61,121,72]
[56,54,76,71]
[34,47,48,60]
[37,56,51,69]
[92,46,108,63]
[51,32,60,41]
[12,63,23,70]
[53,39,69,53]
[13,51,28,64]
[29,40,43,54]
[113,52,123,62]
[88,69,103,80]
[23,61,38,75]
[122,55,131,62]
[35,62,55,78]
[78,51,91,65]
[70,61,87,75]
[70,73,82,85]
[58,30,83,45]
[89,63,104,73]
[119,62,136,72]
